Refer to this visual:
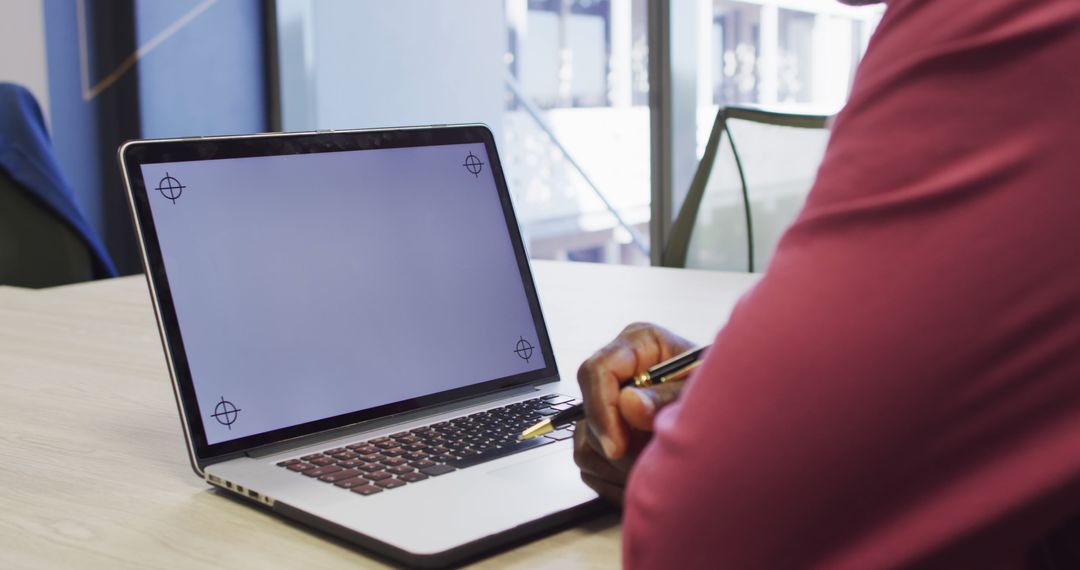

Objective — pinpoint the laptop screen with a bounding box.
[124,127,555,456]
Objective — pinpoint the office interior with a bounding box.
[1,0,884,283]
[0,0,896,567]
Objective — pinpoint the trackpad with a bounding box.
[489,446,581,488]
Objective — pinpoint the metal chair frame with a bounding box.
[661,105,829,272]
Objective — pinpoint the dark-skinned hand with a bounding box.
[573,322,696,506]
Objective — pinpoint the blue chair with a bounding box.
[0,83,116,287]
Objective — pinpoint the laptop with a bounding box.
[118,125,599,567]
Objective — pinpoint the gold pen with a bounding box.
[519,345,709,440]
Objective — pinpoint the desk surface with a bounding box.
[0,260,757,568]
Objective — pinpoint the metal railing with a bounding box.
[503,71,651,258]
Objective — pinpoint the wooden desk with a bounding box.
[0,260,758,568]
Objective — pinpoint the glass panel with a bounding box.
[276,0,649,265]
[504,0,651,265]
[708,0,883,112]
[711,2,762,106]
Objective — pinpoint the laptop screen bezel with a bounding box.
[120,125,559,462]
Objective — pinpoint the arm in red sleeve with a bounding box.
[623,1,1080,567]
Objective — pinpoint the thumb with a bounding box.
[618,382,685,432]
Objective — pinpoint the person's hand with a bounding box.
[573,323,695,506]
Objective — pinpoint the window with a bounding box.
[503,0,651,264]
[697,0,883,155]
[274,0,882,267]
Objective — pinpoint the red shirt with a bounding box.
[624,0,1080,567]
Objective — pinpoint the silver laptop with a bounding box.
[118,125,598,567]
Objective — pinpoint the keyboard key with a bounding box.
[419,464,457,477]
[448,437,554,469]
[286,400,585,492]
[551,403,575,411]
[319,468,362,482]
[286,462,316,472]
[334,476,370,489]
[399,471,428,483]
[544,429,574,441]
[303,465,342,477]
[351,485,383,496]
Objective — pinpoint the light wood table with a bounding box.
[0,260,758,569]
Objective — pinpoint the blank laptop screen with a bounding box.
[139,142,547,445]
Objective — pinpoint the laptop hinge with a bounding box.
[243,383,550,459]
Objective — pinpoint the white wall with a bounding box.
[0,0,50,121]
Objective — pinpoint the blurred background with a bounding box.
[0,0,883,277]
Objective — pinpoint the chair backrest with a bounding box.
[0,82,116,287]
[661,106,830,272]
[0,171,94,287]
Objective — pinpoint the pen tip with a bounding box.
[519,418,554,441]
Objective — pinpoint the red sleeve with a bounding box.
[623,1,1080,568]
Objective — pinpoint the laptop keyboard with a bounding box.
[276,394,578,496]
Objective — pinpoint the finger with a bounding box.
[577,324,694,460]
[573,425,631,484]
[619,381,686,432]
[580,472,626,507]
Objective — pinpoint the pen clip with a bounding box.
[631,360,702,388]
